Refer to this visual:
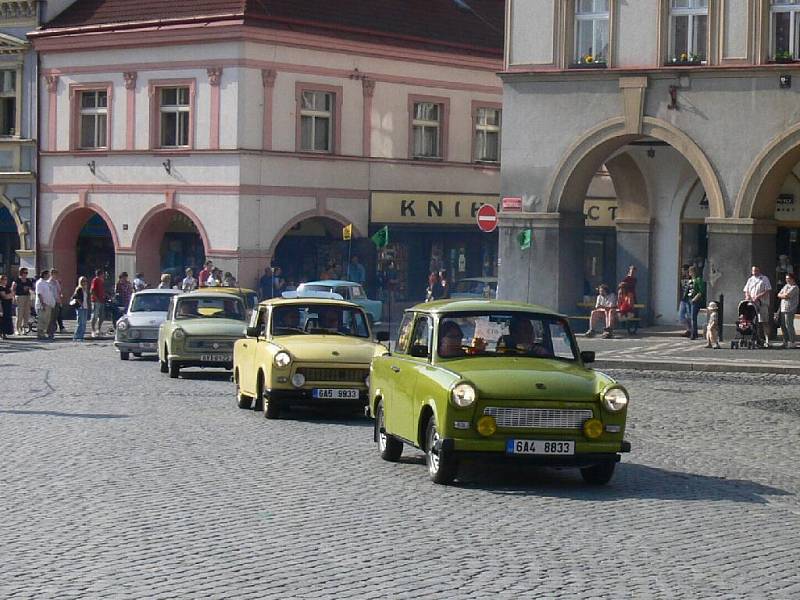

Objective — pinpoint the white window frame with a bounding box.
[412,102,442,159]
[79,90,108,149]
[474,107,501,163]
[0,69,17,137]
[574,0,610,64]
[771,0,800,60]
[159,87,191,148]
[299,90,333,153]
[669,0,709,62]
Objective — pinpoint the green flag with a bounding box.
[371,225,389,248]
[517,228,531,250]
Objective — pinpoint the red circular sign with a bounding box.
[476,203,498,233]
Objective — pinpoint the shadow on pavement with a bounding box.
[0,409,130,419]
[276,406,372,426]
[456,462,791,504]
[177,371,233,381]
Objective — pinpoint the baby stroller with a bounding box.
[730,300,763,349]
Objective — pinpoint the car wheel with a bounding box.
[159,357,168,373]
[236,375,252,409]
[580,462,616,485]
[120,351,129,361]
[261,386,280,419]
[375,401,403,462]
[425,416,457,485]
[168,359,180,379]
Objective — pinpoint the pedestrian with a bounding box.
[50,268,66,334]
[11,266,33,335]
[157,273,172,289]
[35,269,56,340]
[133,272,147,292]
[684,266,705,340]
[223,271,237,287]
[619,265,637,303]
[198,260,213,287]
[347,255,366,286]
[207,268,222,287]
[743,265,772,347]
[438,270,450,299]
[425,272,445,302]
[70,276,91,342]
[678,263,691,337]
[0,274,13,339]
[704,301,721,349]
[46,270,62,338]
[90,269,106,338]
[258,267,273,300]
[181,267,197,292]
[586,283,617,338]
[115,272,133,313]
[776,272,799,348]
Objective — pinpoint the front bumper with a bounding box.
[168,354,232,369]
[436,438,631,467]
[115,340,158,353]
[266,387,368,408]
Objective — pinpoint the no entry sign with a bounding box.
[476,203,498,233]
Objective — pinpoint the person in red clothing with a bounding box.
[90,269,106,338]
[198,260,213,288]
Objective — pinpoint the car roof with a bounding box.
[256,297,362,309]
[198,286,257,294]
[179,291,246,301]
[406,299,561,316]
[133,288,181,295]
[301,280,360,287]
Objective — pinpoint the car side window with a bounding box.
[335,287,350,299]
[167,298,176,320]
[395,312,415,354]
[409,317,431,359]
[254,308,267,337]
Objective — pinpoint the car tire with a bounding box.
[120,351,129,361]
[375,401,403,462]
[261,386,280,419]
[235,375,252,409]
[425,416,457,485]
[168,359,180,379]
[159,355,168,373]
[580,462,616,485]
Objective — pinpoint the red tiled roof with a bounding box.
[41,0,504,57]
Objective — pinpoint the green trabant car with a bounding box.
[157,291,248,378]
[369,300,631,485]
[233,298,389,419]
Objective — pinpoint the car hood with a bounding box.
[438,357,604,401]
[173,319,247,337]
[125,311,168,327]
[275,335,384,363]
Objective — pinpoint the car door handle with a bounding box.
[391,366,401,373]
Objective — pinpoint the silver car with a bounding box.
[114,288,181,360]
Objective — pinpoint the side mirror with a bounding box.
[376,331,390,342]
[580,350,595,364]
[246,326,260,338]
[410,344,429,358]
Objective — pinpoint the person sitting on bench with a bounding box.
[586,284,617,339]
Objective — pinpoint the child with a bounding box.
[705,301,720,349]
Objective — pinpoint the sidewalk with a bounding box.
[580,327,800,375]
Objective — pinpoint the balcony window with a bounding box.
[300,90,333,152]
[474,107,501,163]
[79,90,108,149]
[160,87,190,148]
[0,70,16,136]
[669,0,708,63]
[575,0,609,65]
[772,0,800,61]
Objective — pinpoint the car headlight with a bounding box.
[117,319,129,331]
[274,351,292,368]
[172,328,185,340]
[602,387,629,412]
[451,382,477,408]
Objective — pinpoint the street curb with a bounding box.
[594,359,800,375]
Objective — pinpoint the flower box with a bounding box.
[569,61,608,69]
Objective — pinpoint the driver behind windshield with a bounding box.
[275,309,300,330]
[438,321,465,358]
[319,307,342,332]
[498,316,549,356]
[222,299,242,319]
[177,300,199,318]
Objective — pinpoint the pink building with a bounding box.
[30,0,503,299]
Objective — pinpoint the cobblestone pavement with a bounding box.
[2,339,800,598]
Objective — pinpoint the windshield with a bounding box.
[175,297,246,321]
[271,304,369,338]
[453,280,496,296]
[436,312,577,360]
[130,293,173,313]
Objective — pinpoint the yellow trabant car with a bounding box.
[233,297,389,418]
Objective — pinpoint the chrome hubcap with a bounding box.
[427,426,440,474]
[378,408,387,450]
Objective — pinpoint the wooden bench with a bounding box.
[571,302,646,335]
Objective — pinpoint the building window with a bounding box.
[575,0,610,65]
[79,90,108,149]
[0,70,16,136]
[771,0,800,61]
[669,0,708,63]
[159,87,191,147]
[412,102,442,159]
[474,107,501,163]
[300,90,333,152]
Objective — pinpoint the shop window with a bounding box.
[412,102,443,159]
[299,90,333,152]
[474,106,501,163]
[160,87,191,148]
[669,0,708,63]
[79,90,108,149]
[575,0,610,65]
[0,70,16,136]
[771,0,800,61]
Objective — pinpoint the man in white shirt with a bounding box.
[743,265,772,346]
[35,270,56,340]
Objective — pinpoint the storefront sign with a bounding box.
[502,197,523,212]
[370,193,499,225]
[584,199,618,227]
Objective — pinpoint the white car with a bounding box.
[114,288,181,360]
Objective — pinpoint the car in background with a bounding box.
[115,289,181,360]
[157,291,248,378]
[233,297,389,419]
[368,299,631,485]
[450,277,497,299]
[296,280,382,324]
[204,286,259,318]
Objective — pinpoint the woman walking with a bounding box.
[0,274,14,339]
[777,272,799,348]
[71,276,91,342]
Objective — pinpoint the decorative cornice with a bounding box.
[44,74,59,93]
[207,66,223,87]
[261,68,276,88]
[123,71,137,90]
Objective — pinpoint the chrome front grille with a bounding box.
[186,338,236,351]
[484,407,593,429]
[297,367,369,383]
